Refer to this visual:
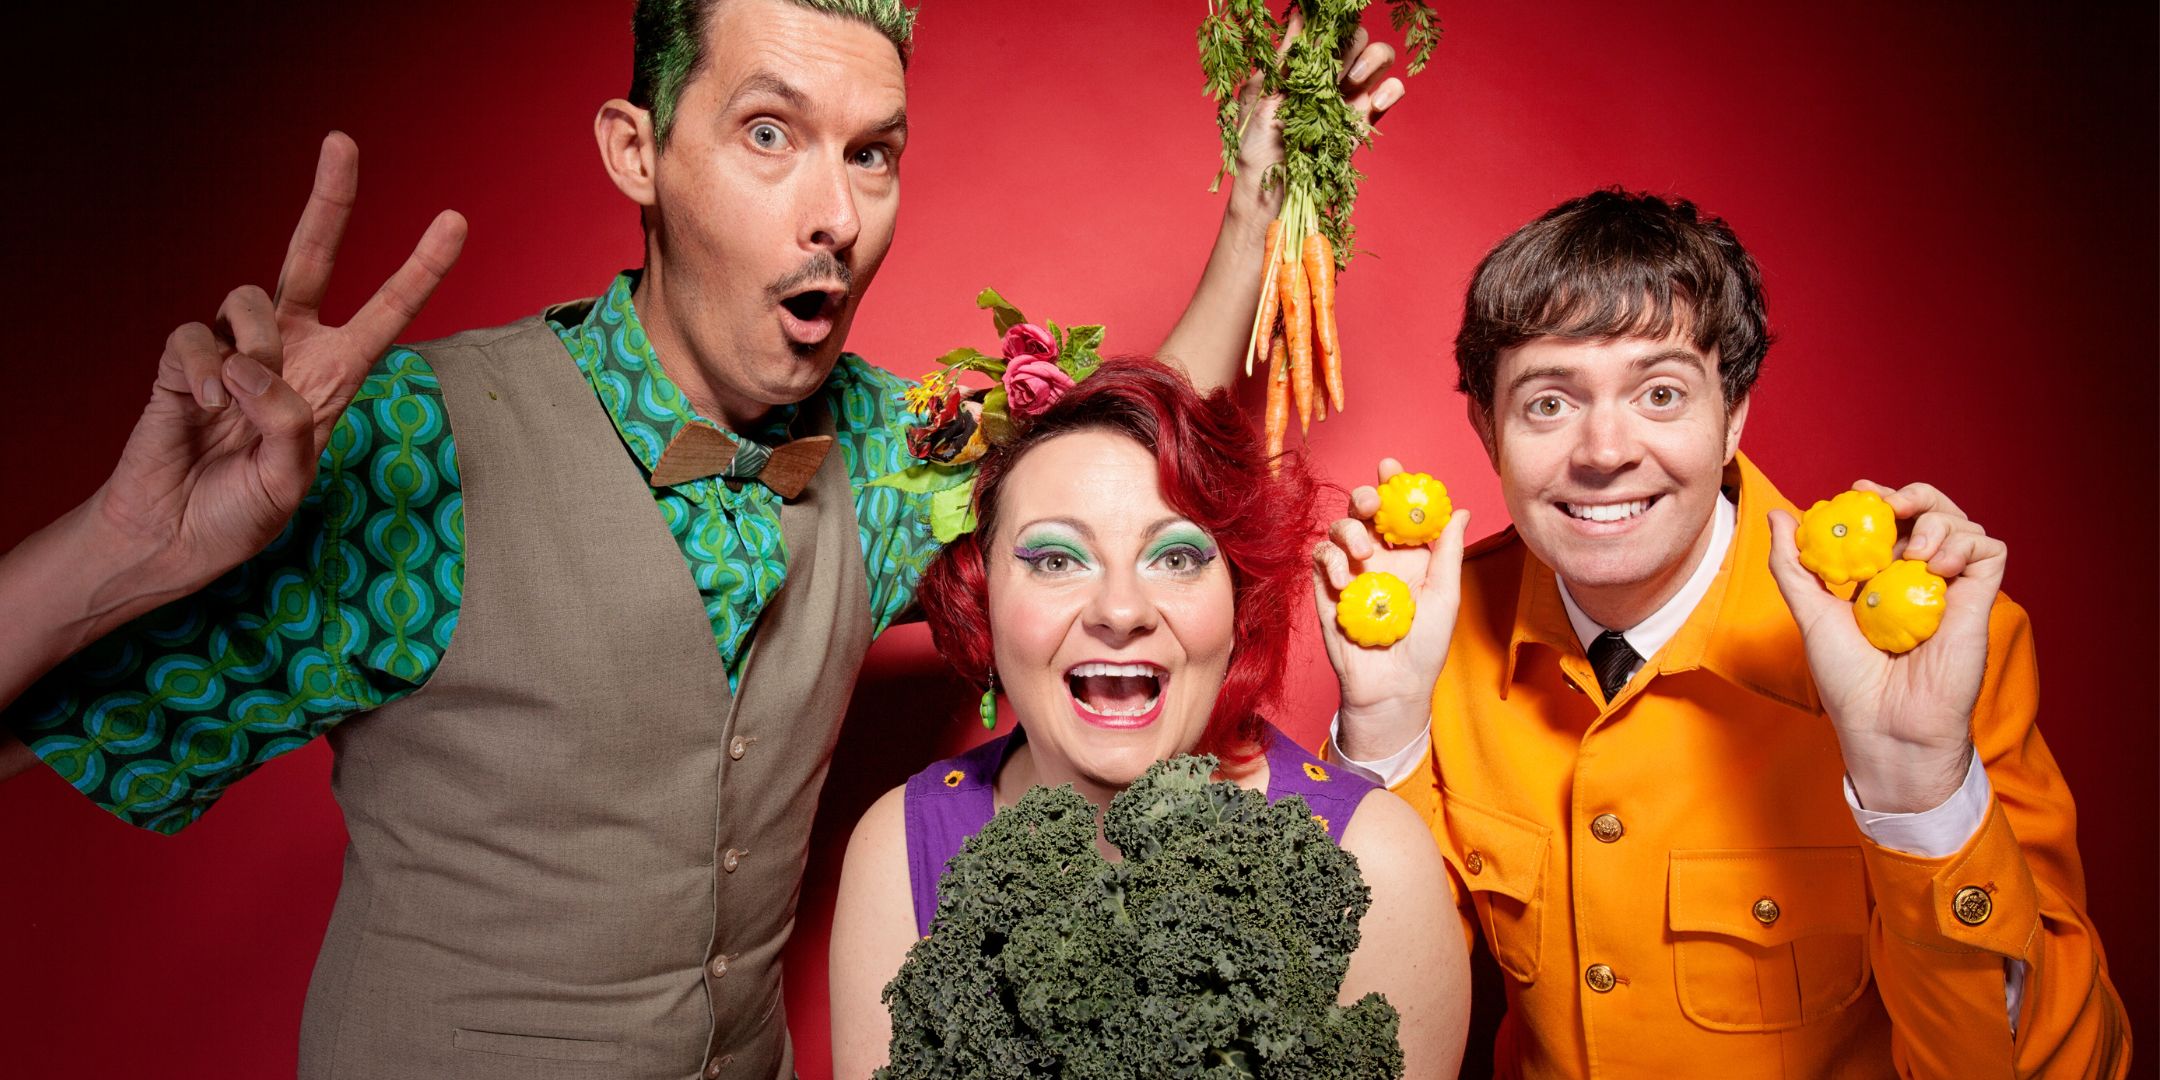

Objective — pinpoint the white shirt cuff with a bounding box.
[1843,749,1991,858]
[1324,711,1432,789]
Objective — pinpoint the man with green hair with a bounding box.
[0,1,1409,1076]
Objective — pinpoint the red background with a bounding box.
[1,3,2151,1077]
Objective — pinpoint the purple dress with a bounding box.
[901,721,1379,938]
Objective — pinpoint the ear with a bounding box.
[1467,397,1499,468]
[596,99,660,208]
[1722,391,1751,464]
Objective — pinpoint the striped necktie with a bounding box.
[1587,629,1642,702]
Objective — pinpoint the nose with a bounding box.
[802,150,861,255]
[1571,402,1641,475]
[1082,565,1159,644]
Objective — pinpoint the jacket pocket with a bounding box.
[1668,847,1872,1032]
[1441,789,1551,983]
[452,1028,623,1062]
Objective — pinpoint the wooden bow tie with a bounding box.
[647,424,835,498]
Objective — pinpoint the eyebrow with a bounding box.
[1505,348,1706,397]
[721,70,809,115]
[1011,516,1193,543]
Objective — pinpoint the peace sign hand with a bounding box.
[90,132,466,616]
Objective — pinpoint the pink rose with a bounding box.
[1001,322,1059,362]
[1002,354,1075,417]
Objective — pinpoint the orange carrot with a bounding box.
[1305,232,1343,413]
[1281,237,1315,432]
[1264,330,1289,464]
[1247,220,1285,376]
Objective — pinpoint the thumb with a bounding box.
[1764,509,1839,623]
[225,353,321,513]
[1420,508,1469,605]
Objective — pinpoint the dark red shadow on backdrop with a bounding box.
[0,3,2151,1077]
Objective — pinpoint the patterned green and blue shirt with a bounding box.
[6,273,942,834]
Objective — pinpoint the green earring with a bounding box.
[979,669,998,730]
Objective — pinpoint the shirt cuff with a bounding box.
[1324,711,1432,789]
[1843,750,1991,858]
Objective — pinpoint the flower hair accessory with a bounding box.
[872,288,1106,542]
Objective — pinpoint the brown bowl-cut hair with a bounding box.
[1455,188,1771,414]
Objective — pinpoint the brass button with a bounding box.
[1584,963,1616,993]
[704,1056,725,1078]
[1953,885,1993,926]
[1564,678,1584,694]
[728,735,750,760]
[1589,813,1624,843]
[1752,897,1781,925]
[1463,850,1485,875]
[722,848,744,873]
[708,954,730,979]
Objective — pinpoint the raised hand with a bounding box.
[1766,480,2005,813]
[90,132,466,616]
[1226,7,1406,210]
[1313,458,1469,762]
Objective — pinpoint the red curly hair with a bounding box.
[916,357,1318,769]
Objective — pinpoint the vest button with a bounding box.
[1463,849,1485,875]
[709,954,730,979]
[1584,963,1616,993]
[729,735,750,761]
[1953,885,1993,926]
[1752,897,1781,925]
[704,1055,731,1078]
[722,848,744,873]
[1589,813,1624,843]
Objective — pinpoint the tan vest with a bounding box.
[299,308,872,1080]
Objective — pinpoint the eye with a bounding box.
[1015,544,1090,575]
[1529,395,1568,419]
[1643,385,1684,409]
[748,122,789,151]
[852,144,893,170]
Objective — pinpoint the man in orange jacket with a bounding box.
[1315,190,2128,1077]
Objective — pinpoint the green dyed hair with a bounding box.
[630,0,918,147]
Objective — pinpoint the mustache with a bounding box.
[768,253,853,300]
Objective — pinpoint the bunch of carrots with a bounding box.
[1258,187,1342,461]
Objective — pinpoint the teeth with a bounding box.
[1068,663,1163,717]
[1085,695,1161,717]
[1565,499,1651,523]
[1069,662,1160,678]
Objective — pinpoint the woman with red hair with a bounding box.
[827,357,1470,1078]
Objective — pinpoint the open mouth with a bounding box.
[776,287,844,347]
[1065,661,1166,726]
[1558,495,1660,525]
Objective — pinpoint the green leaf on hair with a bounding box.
[929,481,979,543]
[868,461,976,494]
[980,390,1017,444]
[937,346,1006,377]
[976,287,1028,336]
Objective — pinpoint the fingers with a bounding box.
[158,322,230,411]
[1313,536,1356,594]
[224,354,321,512]
[1376,457,1405,483]
[217,285,283,375]
[1361,77,1406,124]
[1858,478,1967,524]
[1328,516,1377,565]
[344,209,468,364]
[1277,6,1304,57]
[275,132,361,321]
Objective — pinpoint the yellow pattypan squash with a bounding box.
[1797,489,1896,586]
[1336,571,1416,647]
[1852,559,1946,654]
[1374,471,1452,547]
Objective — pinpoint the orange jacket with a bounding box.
[1388,455,2127,1078]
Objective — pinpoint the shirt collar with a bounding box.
[1504,453,1821,713]
[556,272,798,482]
[1556,491,1736,662]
